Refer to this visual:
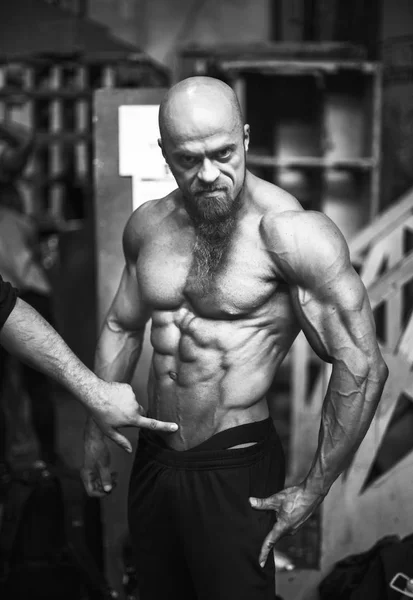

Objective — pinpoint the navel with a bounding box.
[169,371,178,381]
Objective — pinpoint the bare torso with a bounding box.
[137,174,302,449]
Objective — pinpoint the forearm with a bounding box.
[94,316,145,383]
[0,298,101,405]
[304,357,388,495]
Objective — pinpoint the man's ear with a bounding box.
[243,124,250,152]
[158,138,165,159]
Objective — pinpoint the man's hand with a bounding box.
[87,380,178,453]
[81,424,114,498]
[81,382,178,497]
[249,484,325,568]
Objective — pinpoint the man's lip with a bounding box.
[197,190,224,196]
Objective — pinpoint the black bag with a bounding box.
[0,461,117,600]
[319,534,413,600]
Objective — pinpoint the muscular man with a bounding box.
[82,77,388,599]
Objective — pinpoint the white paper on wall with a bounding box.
[118,104,176,209]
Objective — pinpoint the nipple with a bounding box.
[169,371,178,381]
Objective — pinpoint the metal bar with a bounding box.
[102,66,116,88]
[0,66,6,123]
[0,88,91,99]
[232,76,246,121]
[368,252,413,310]
[23,65,36,213]
[49,65,64,218]
[247,154,375,169]
[270,0,283,41]
[75,66,88,178]
[369,65,382,219]
[0,52,153,65]
[220,59,379,73]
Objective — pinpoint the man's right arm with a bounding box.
[95,266,149,384]
[95,206,151,382]
[95,202,157,385]
[82,207,177,496]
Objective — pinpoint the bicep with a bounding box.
[291,267,378,366]
[107,212,150,332]
[107,263,150,332]
[106,203,155,332]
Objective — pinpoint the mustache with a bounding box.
[194,186,228,196]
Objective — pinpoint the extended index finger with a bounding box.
[259,520,291,567]
[138,416,178,433]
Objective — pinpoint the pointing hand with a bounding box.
[87,380,178,453]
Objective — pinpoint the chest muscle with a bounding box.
[138,233,278,319]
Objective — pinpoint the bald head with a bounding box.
[159,76,243,144]
[158,77,249,222]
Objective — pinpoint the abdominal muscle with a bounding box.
[146,315,282,451]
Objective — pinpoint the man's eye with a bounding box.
[181,155,197,166]
[215,148,232,160]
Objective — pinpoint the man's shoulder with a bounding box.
[125,190,179,234]
[131,191,178,224]
[249,172,302,213]
[260,206,350,279]
[262,207,340,239]
[122,190,181,259]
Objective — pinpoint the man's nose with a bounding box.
[197,158,220,184]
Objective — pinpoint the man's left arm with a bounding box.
[251,210,389,567]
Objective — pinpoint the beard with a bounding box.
[184,187,235,224]
[184,185,243,295]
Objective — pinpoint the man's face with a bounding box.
[160,118,250,224]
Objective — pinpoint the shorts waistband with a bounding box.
[139,417,280,469]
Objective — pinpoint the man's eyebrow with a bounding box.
[211,143,236,153]
[173,143,236,157]
[173,148,199,157]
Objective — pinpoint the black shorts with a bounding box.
[128,417,286,600]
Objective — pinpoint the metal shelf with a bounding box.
[247,154,376,170]
[220,59,379,75]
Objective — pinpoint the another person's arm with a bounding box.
[0,296,143,452]
[251,211,388,566]
[81,207,178,497]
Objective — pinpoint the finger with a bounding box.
[259,523,285,568]
[94,476,117,493]
[80,468,107,498]
[98,463,115,493]
[109,471,118,489]
[138,416,178,433]
[107,430,133,454]
[249,496,280,511]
